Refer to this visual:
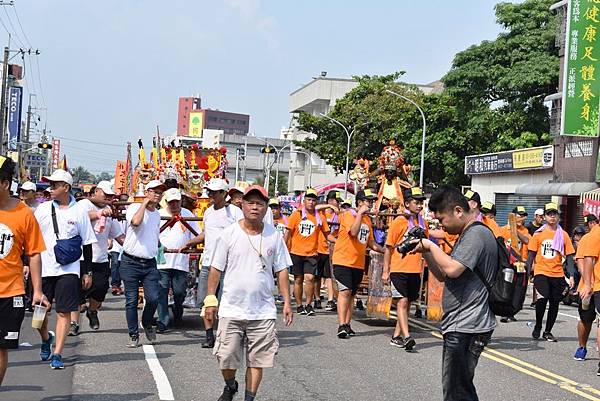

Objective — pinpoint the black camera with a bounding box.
[396,226,427,258]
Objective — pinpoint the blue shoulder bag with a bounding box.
[51,204,83,265]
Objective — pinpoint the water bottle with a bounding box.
[502,268,514,283]
[582,296,591,311]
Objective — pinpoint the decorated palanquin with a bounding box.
[373,140,414,212]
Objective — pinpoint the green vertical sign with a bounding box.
[562,0,600,137]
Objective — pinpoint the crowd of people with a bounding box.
[1,152,599,401]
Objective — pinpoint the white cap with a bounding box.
[42,169,73,186]
[204,178,228,192]
[534,208,544,216]
[164,188,182,202]
[145,180,167,191]
[95,180,115,195]
[20,181,37,192]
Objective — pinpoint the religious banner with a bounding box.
[113,160,128,194]
[561,0,600,137]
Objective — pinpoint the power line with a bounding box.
[11,5,31,48]
[34,56,45,107]
[2,7,23,47]
[52,135,125,148]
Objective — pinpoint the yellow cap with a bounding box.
[305,188,318,198]
[268,198,280,206]
[481,201,495,210]
[342,198,352,206]
[544,202,559,213]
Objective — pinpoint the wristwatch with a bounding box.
[86,271,93,277]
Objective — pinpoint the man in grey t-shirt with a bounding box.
[412,186,497,401]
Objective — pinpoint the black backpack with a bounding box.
[466,222,526,317]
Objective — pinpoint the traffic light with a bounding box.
[38,142,52,150]
[260,146,275,154]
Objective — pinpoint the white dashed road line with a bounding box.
[143,344,175,400]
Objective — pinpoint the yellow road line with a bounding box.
[402,316,600,401]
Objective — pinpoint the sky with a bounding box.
[12,0,508,174]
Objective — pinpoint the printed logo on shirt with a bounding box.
[275,222,286,236]
[0,223,15,260]
[267,247,274,257]
[541,239,556,259]
[358,223,370,245]
[298,220,316,238]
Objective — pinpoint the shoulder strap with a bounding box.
[461,221,494,292]
[51,203,60,239]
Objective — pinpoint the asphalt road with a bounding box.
[3,292,600,401]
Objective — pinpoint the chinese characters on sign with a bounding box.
[562,0,600,137]
[583,198,600,217]
[465,146,554,175]
[51,139,60,169]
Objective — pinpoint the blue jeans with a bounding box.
[109,251,121,287]
[120,254,161,336]
[157,269,188,327]
[196,265,223,307]
[442,331,492,401]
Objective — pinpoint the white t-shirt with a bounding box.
[158,207,201,272]
[109,220,127,254]
[34,199,98,277]
[77,199,124,263]
[123,203,161,259]
[201,204,244,266]
[212,222,292,320]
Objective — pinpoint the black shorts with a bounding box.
[291,254,317,276]
[42,274,80,313]
[390,272,421,302]
[0,295,26,349]
[333,265,364,295]
[578,291,600,323]
[85,262,111,303]
[315,253,332,278]
[533,275,567,301]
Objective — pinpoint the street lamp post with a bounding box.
[256,136,290,195]
[385,89,427,189]
[290,149,313,188]
[319,113,368,197]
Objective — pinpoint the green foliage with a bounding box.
[296,0,558,187]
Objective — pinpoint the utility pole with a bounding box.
[0,45,9,155]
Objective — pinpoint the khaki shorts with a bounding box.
[213,318,279,369]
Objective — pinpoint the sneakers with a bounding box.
[40,331,55,361]
[297,305,307,315]
[127,334,140,348]
[202,331,215,348]
[144,326,157,343]
[346,324,356,337]
[574,347,587,361]
[305,304,316,316]
[414,309,423,319]
[325,300,337,311]
[500,317,509,323]
[68,322,80,337]
[390,336,405,348]
[86,310,100,330]
[156,323,168,334]
[337,325,349,339]
[50,353,64,370]
[531,327,541,340]
[404,336,416,351]
[313,299,323,309]
[507,316,517,322]
[355,299,364,311]
[542,332,557,342]
[217,380,239,401]
[111,285,120,295]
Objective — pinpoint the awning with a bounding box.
[581,188,600,203]
[514,182,598,196]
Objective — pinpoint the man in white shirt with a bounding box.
[76,181,125,331]
[34,169,97,370]
[120,180,165,348]
[156,188,200,332]
[109,193,129,295]
[205,185,293,401]
[183,178,243,348]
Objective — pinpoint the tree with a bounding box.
[253,174,288,196]
[95,172,113,182]
[71,166,94,184]
[296,0,558,187]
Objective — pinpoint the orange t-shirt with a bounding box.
[0,201,46,297]
[499,224,530,261]
[482,216,502,238]
[331,211,373,269]
[385,215,429,273]
[439,232,459,255]
[318,209,339,254]
[529,226,575,278]
[286,209,330,257]
[576,225,600,292]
